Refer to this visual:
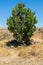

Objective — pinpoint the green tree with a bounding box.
[7,3,37,45]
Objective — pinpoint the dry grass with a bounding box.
[18,42,43,59]
[0,40,18,56]
[0,28,43,65]
[0,39,43,58]
[0,40,43,65]
[0,46,18,56]
[0,40,7,47]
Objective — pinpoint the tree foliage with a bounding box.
[7,3,37,45]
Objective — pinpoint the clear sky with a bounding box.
[0,0,43,28]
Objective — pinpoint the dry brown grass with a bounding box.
[18,42,43,59]
[0,28,43,65]
[0,39,43,59]
[0,40,7,47]
[0,46,18,56]
[0,40,43,65]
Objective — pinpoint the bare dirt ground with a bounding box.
[0,28,43,65]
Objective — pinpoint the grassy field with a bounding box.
[0,28,43,65]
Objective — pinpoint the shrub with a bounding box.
[7,3,37,45]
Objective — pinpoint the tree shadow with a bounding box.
[6,40,32,47]
[6,40,20,47]
[25,40,32,46]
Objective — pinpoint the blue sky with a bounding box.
[0,0,43,28]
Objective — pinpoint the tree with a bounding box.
[7,3,37,45]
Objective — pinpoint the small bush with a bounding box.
[7,3,37,45]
